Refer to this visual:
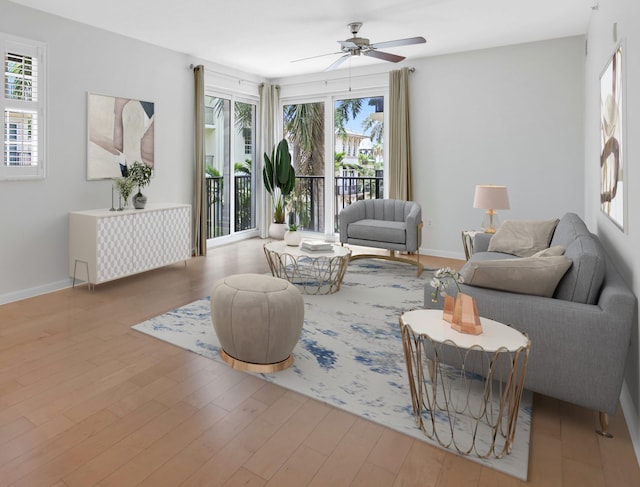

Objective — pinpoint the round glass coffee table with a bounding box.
[400,309,530,459]
[263,241,351,294]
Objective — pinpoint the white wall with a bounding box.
[0,1,199,302]
[585,0,640,460]
[0,2,588,300]
[410,37,586,258]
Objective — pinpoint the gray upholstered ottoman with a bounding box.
[210,273,304,372]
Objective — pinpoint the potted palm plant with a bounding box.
[128,161,153,209]
[263,139,296,239]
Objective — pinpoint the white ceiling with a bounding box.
[8,0,593,78]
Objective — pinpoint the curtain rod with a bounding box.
[276,67,414,89]
[189,64,260,86]
[189,64,414,87]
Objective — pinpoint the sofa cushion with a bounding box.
[347,219,406,244]
[461,255,572,297]
[553,234,606,304]
[488,219,560,257]
[550,212,590,248]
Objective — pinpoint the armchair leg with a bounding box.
[350,250,423,277]
[597,411,613,438]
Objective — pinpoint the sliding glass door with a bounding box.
[283,101,326,233]
[282,95,384,235]
[204,94,256,241]
[334,96,384,231]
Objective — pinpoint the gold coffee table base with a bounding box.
[263,241,351,295]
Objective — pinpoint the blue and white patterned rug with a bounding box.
[132,259,531,480]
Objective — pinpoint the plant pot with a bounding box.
[284,230,302,246]
[268,222,287,239]
[133,193,147,209]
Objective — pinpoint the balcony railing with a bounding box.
[205,174,383,238]
[206,175,252,238]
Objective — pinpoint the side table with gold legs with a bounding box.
[461,230,481,260]
[400,309,530,459]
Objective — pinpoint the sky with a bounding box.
[338,97,382,135]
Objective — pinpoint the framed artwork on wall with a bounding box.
[87,93,155,180]
[599,44,625,231]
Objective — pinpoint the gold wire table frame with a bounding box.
[400,309,530,459]
[461,230,481,261]
[263,241,351,295]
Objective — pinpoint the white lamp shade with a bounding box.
[473,185,510,210]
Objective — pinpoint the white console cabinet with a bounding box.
[69,203,191,286]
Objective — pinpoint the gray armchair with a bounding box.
[339,199,424,276]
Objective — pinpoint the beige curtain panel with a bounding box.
[388,67,413,201]
[193,65,207,257]
[259,83,281,238]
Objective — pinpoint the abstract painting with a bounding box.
[600,45,624,230]
[87,93,154,180]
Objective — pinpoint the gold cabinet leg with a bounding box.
[597,411,613,438]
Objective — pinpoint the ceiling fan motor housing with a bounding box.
[342,36,370,55]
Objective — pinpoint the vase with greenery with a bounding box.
[128,161,153,209]
[114,177,135,210]
[263,138,296,238]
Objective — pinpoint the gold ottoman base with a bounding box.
[219,348,294,373]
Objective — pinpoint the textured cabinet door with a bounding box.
[96,213,134,283]
[133,210,165,273]
[164,206,191,264]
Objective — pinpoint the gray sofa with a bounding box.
[339,199,424,275]
[424,213,636,433]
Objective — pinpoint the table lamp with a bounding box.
[473,185,510,233]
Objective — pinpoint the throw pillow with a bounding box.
[461,255,572,297]
[532,245,566,257]
[488,219,560,257]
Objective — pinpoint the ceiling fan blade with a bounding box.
[364,50,405,63]
[291,51,343,63]
[324,54,350,71]
[370,36,426,50]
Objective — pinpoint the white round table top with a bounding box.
[264,240,350,258]
[400,309,529,353]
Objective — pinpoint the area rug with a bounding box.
[132,260,531,480]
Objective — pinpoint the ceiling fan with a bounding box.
[293,22,426,71]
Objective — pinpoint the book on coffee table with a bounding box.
[300,240,334,252]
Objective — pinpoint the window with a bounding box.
[242,127,252,155]
[203,94,257,240]
[1,34,45,180]
[283,101,326,233]
[282,95,385,234]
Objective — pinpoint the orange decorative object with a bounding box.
[442,295,455,323]
[442,293,483,335]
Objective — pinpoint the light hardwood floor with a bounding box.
[1,238,639,486]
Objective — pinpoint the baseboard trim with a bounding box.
[0,279,73,305]
[420,246,466,261]
[620,381,640,468]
